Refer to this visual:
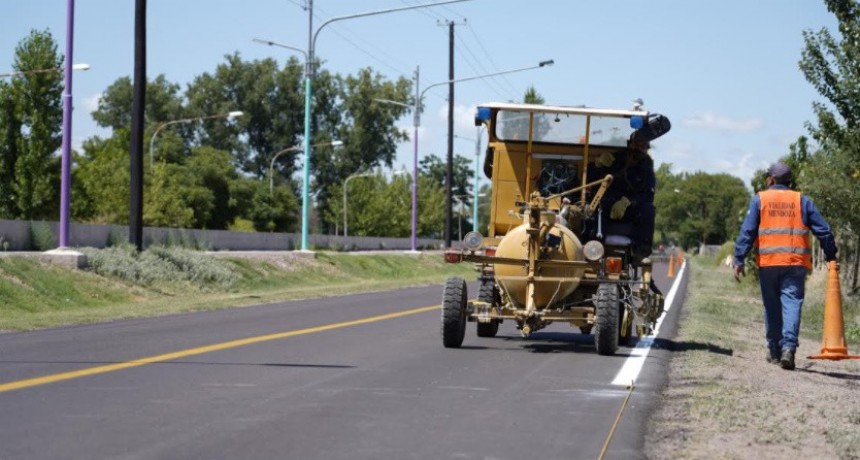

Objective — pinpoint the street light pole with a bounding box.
[0,63,90,79]
[149,111,243,168]
[378,59,554,249]
[343,171,374,238]
[58,0,76,249]
[299,0,472,252]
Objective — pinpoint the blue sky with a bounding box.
[1,1,839,189]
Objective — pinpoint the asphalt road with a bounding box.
[0,260,687,460]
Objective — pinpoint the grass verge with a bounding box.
[0,247,474,332]
[646,256,860,460]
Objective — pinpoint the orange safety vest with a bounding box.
[756,189,811,269]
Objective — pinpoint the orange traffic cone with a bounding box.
[808,261,860,360]
[677,249,684,267]
[667,250,676,278]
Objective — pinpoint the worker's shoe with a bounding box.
[766,350,780,365]
[780,349,796,370]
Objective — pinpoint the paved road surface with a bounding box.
[0,261,687,460]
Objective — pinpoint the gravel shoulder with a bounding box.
[645,259,860,460]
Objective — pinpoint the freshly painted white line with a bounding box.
[611,261,687,386]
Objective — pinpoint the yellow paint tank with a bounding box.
[494,222,585,309]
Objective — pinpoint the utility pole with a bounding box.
[441,20,465,248]
[129,0,146,251]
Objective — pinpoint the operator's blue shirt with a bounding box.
[734,184,837,267]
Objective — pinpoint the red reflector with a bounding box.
[444,249,463,264]
[484,247,497,257]
[606,257,622,274]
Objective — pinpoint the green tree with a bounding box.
[420,153,474,199]
[92,75,184,132]
[653,166,749,249]
[312,67,412,233]
[798,0,860,287]
[323,169,447,239]
[186,53,305,178]
[72,132,131,224]
[523,85,545,104]
[0,29,63,220]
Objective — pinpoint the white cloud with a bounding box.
[683,112,765,133]
[82,92,101,113]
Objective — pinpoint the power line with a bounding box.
[398,0,448,21]
[463,21,521,97]
[453,34,515,100]
[285,0,307,11]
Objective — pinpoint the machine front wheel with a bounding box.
[441,277,467,348]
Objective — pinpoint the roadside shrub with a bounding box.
[714,241,734,266]
[81,245,145,282]
[80,245,238,289]
[147,245,237,287]
[228,219,256,232]
[29,222,56,251]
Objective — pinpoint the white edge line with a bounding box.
[611,261,686,386]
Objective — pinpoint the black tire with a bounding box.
[594,283,619,356]
[441,277,467,348]
[476,281,500,338]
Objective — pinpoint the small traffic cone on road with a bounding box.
[808,261,860,360]
[677,249,684,267]
[667,251,676,278]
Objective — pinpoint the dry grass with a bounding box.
[645,257,860,460]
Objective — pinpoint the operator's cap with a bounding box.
[767,162,792,183]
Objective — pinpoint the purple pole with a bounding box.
[59,0,75,248]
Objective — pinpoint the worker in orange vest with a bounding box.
[733,162,837,370]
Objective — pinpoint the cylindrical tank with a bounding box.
[494,221,584,309]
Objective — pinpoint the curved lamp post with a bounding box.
[375,59,554,251]
[149,111,243,168]
[0,63,90,79]
[269,140,343,194]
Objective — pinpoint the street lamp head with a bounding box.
[71,63,91,71]
[330,140,344,147]
[538,60,554,67]
[227,111,244,119]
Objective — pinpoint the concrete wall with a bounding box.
[0,219,445,252]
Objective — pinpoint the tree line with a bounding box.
[0,29,477,238]
[4,0,860,292]
[654,0,860,292]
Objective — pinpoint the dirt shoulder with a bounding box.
[645,259,860,460]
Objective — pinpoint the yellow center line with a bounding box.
[0,305,440,394]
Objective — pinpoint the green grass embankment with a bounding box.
[0,246,474,332]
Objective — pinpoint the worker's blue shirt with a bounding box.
[734,184,837,266]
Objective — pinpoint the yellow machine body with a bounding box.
[494,222,584,309]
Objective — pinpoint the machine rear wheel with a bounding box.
[441,277,467,348]
[476,281,500,338]
[594,283,619,356]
